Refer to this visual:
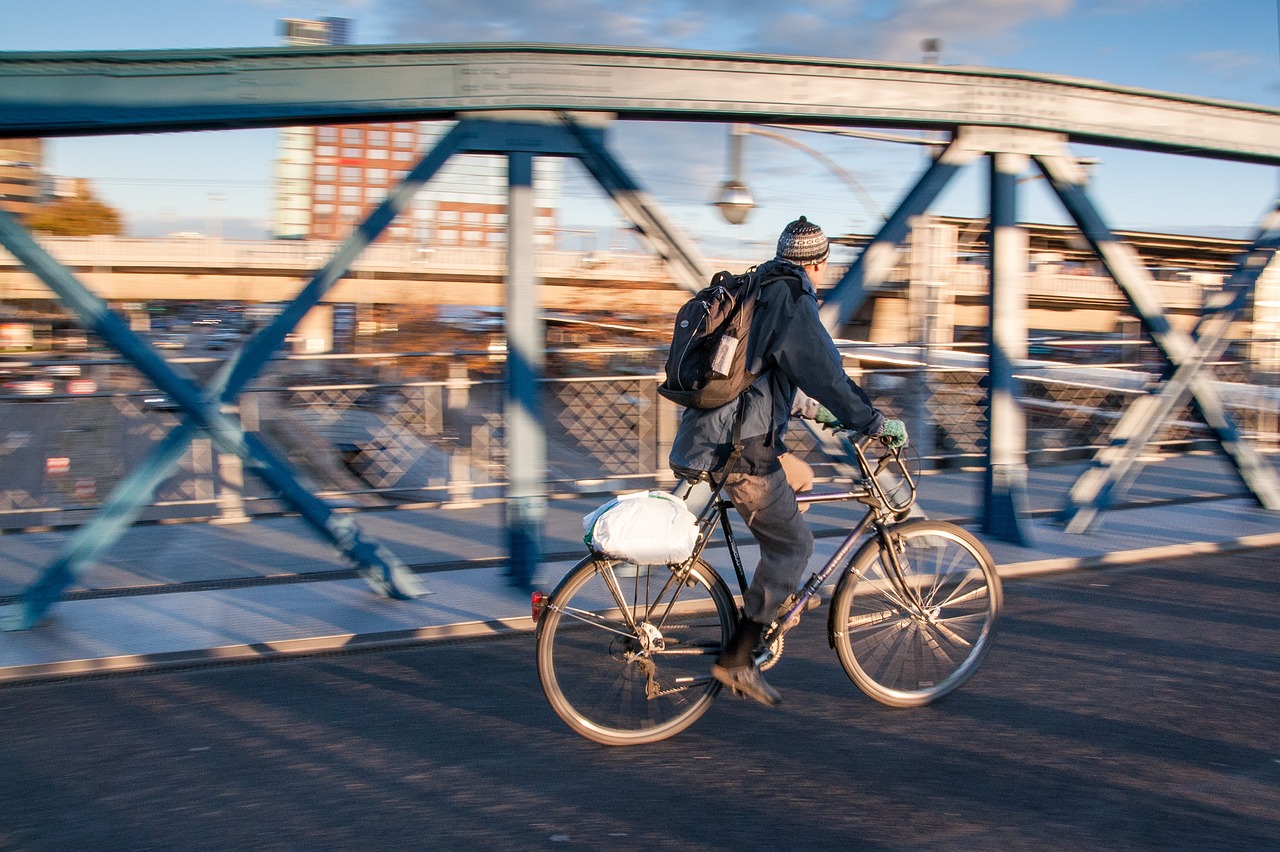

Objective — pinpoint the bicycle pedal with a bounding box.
[776,594,821,628]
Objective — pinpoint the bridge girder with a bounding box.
[2,45,1279,627]
[1,43,1279,165]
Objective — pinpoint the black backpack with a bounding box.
[658,268,764,409]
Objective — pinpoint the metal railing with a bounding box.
[2,341,1276,531]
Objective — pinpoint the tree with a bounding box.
[27,179,124,237]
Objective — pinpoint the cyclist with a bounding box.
[670,215,907,706]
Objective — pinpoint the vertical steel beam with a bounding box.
[503,151,545,591]
[1037,155,1280,530]
[819,139,978,335]
[982,152,1033,544]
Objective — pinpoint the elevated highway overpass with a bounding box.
[0,233,1226,331]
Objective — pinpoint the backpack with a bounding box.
[658,268,763,409]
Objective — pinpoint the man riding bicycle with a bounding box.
[669,216,907,706]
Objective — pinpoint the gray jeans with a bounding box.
[723,465,814,623]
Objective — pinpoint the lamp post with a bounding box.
[714,125,754,225]
[714,124,885,228]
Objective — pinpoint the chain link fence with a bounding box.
[2,341,1278,530]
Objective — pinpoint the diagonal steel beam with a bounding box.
[1036,154,1280,531]
[0,124,473,628]
[819,139,978,335]
[559,116,710,293]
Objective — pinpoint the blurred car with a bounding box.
[3,379,54,396]
[142,393,180,411]
[154,335,187,350]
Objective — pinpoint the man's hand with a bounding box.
[815,404,843,431]
[877,419,908,450]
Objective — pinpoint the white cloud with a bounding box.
[371,0,1076,60]
[1181,50,1272,84]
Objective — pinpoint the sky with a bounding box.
[2,0,1279,254]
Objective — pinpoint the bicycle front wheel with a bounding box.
[830,520,1002,707]
[536,555,736,746]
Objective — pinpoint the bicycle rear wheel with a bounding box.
[536,555,736,746]
[830,520,1001,707]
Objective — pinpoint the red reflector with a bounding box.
[531,590,547,620]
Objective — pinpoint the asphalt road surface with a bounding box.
[2,548,1277,851]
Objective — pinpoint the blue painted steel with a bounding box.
[819,145,967,334]
[560,118,709,293]
[981,153,1033,545]
[1037,157,1280,529]
[503,150,544,592]
[3,45,1279,166]
[5,424,200,630]
[0,124,477,627]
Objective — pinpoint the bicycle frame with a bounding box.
[677,437,924,637]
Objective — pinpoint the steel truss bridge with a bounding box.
[1,43,1278,627]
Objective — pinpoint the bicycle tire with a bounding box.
[829,520,1001,707]
[536,554,736,746]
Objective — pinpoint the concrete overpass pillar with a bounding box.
[293,304,334,362]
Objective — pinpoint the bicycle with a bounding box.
[533,435,1003,746]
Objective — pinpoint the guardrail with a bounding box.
[1,342,1274,531]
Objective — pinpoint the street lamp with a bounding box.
[714,124,754,225]
[713,124,885,227]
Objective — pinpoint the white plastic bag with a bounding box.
[582,490,699,565]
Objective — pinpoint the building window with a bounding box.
[365,187,383,202]
[341,167,361,182]
[393,132,414,148]
[367,168,387,184]
[316,145,338,157]
[316,203,335,215]
[342,128,362,144]
[315,185,336,200]
[341,148,362,159]
[393,150,413,161]
[340,186,361,202]
[366,149,388,161]
[315,165,337,180]
[368,129,389,145]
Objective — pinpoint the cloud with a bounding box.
[364,1,1084,241]
[372,0,720,46]
[371,0,1076,62]
[1181,50,1273,84]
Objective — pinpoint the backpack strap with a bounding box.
[710,394,750,493]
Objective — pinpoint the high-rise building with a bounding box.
[270,18,560,245]
[0,138,45,221]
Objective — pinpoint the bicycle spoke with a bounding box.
[831,521,1001,707]
[537,556,734,746]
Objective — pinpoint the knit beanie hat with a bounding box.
[776,216,829,265]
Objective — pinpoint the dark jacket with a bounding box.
[669,258,884,476]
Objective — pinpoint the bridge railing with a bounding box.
[1,341,1276,531]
